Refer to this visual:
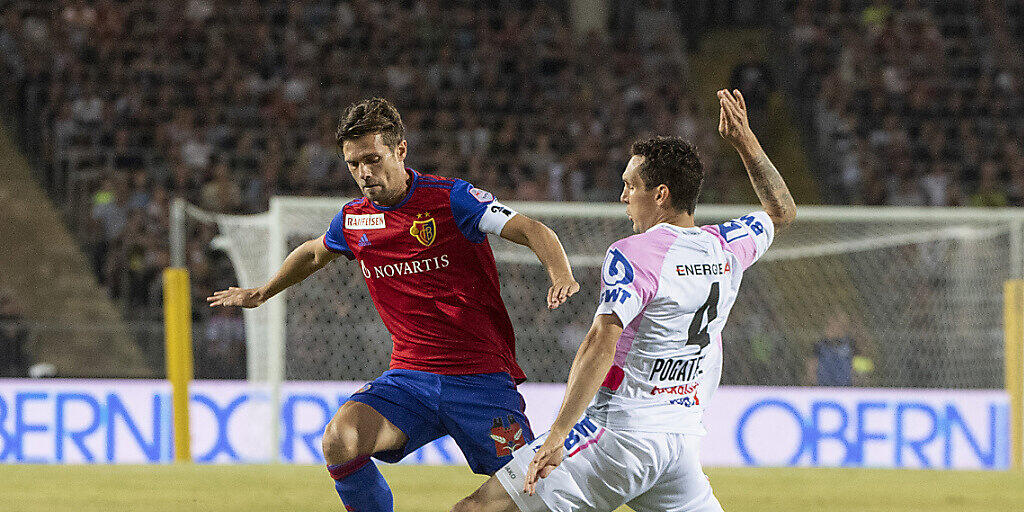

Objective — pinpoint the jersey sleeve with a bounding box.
[323,208,354,260]
[594,242,659,326]
[700,211,775,270]
[449,179,518,243]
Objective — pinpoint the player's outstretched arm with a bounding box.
[207,236,341,308]
[717,88,797,229]
[523,313,622,495]
[499,215,579,309]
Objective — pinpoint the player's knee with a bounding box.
[322,418,363,464]
[449,494,484,512]
[450,484,506,512]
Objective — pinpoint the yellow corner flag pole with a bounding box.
[1005,280,1024,471]
[164,267,193,462]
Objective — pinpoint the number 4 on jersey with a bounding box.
[686,282,720,349]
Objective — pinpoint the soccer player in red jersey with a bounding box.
[208,98,579,511]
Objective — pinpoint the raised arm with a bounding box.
[717,89,797,229]
[207,236,342,308]
[499,214,580,309]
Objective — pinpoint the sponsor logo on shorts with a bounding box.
[490,415,526,457]
[549,416,606,458]
[503,465,517,480]
[345,213,386,230]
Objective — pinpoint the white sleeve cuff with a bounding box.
[477,201,518,236]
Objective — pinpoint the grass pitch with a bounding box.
[1,464,1021,511]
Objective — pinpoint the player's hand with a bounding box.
[717,89,755,147]
[524,435,565,495]
[547,276,580,309]
[207,287,266,308]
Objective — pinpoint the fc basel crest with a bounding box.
[409,213,436,246]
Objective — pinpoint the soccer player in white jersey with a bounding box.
[449,89,796,512]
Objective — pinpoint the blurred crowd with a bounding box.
[4,0,1017,380]
[1,0,719,377]
[787,0,1024,206]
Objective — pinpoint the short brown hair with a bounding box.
[630,136,704,215]
[336,98,405,148]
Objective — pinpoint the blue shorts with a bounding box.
[348,369,534,475]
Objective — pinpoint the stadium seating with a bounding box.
[0,1,715,378]
[784,0,1024,206]
[4,0,1020,380]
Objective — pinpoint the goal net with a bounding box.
[173,198,1023,391]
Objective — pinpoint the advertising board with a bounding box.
[0,380,1008,469]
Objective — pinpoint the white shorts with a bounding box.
[496,416,723,512]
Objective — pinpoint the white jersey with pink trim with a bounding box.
[586,211,775,434]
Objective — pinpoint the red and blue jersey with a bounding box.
[323,169,525,381]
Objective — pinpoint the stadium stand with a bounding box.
[784,0,1024,206]
[2,0,1017,381]
[1,0,724,378]
[0,124,149,377]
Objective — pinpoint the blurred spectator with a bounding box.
[920,162,950,206]
[201,161,243,213]
[807,312,863,386]
[969,161,1008,207]
[199,307,246,379]
[860,0,893,30]
[0,289,31,377]
[729,51,773,131]
[90,176,129,283]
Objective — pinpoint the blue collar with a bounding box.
[368,168,419,211]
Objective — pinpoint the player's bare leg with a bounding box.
[322,401,408,512]
[451,476,523,512]
[323,400,408,464]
